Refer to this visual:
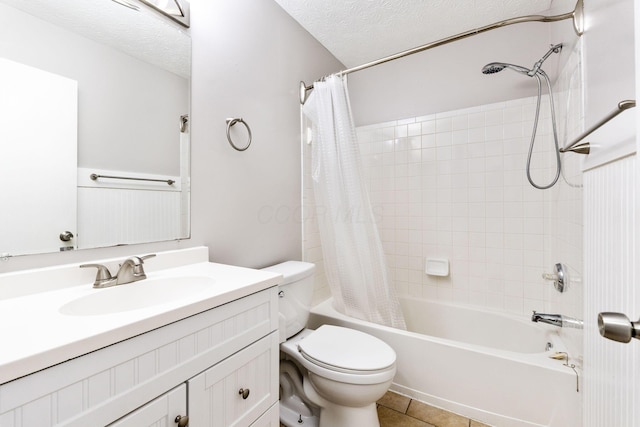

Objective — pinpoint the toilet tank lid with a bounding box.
[261,261,315,285]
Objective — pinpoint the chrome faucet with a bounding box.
[115,254,155,285]
[531,311,583,329]
[80,263,117,288]
[80,254,156,288]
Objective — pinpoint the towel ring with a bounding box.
[226,117,252,151]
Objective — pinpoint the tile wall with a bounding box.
[354,95,559,314]
[543,39,584,359]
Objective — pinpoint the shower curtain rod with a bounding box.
[299,0,584,104]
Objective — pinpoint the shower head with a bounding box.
[481,63,506,74]
[481,62,532,76]
[482,43,562,78]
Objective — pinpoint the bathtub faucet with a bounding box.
[531,311,583,329]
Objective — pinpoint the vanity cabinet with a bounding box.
[0,287,279,427]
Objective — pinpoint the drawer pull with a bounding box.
[239,388,250,399]
[175,415,189,427]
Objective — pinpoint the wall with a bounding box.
[0,0,343,273]
[581,0,637,425]
[304,93,566,309]
[189,0,342,268]
[542,34,584,361]
[347,22,558,126]
[76,173,183,249]
[583,155,638,427]
[580,0,637,170]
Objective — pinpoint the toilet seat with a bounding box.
[281,326,396,385]
[298,325,396,373]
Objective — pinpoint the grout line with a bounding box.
[378,391,493,427]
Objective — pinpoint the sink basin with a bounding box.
[59,276,215,316]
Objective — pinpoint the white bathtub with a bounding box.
[308,297,581,427]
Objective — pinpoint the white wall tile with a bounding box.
[435,117,452,132]
[339,89,582,320]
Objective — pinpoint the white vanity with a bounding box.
[0,247,282,426]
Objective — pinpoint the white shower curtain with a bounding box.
[302,74,406,329]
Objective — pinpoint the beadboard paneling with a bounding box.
[77,187,181,249]
[583,154,639,427]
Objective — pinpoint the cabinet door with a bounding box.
[108,384,187,427]
[250,403,280,427]
[188,333,278,427]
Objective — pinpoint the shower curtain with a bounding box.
[302,74,406,329]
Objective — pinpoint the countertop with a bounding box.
[0,260,281,385]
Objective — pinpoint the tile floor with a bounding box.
[280,391,492,427]
[377,391,492,427]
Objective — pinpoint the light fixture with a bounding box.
[139,0,190,27]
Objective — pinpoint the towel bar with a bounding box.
[90,173,175,185]
[226,117,252,151]
[560,100,636,155]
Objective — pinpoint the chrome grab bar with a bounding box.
[559,99,636,155]
[90,173,175,186]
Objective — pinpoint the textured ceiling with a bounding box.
[273,0,575,68]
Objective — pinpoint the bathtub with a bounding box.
[307,297,581,427]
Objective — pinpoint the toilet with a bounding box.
[263,261,396,427]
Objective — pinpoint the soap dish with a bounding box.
[425,258,449,277]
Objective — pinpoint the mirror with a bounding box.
[0,0,191,257]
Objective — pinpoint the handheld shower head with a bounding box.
[481,62,531,75]
[481,63,506,74]
[480,44,564,190]
[482,44,562,78]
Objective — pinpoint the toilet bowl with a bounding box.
[262,261,397,427]
[281,326,396,427]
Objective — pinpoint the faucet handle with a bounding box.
[542,263,568,293]
[133,254,155,274]
[80,263,114,287]
[119,254,155,278]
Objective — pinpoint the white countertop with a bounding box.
[0,254,282,385]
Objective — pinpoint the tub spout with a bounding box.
[532,311,562,327]
[532,311,583,329]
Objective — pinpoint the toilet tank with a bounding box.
[262,261,315,342]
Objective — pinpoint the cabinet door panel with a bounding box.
[108,384,186,427]
[250,403,280,427]
[188,333,278,427]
